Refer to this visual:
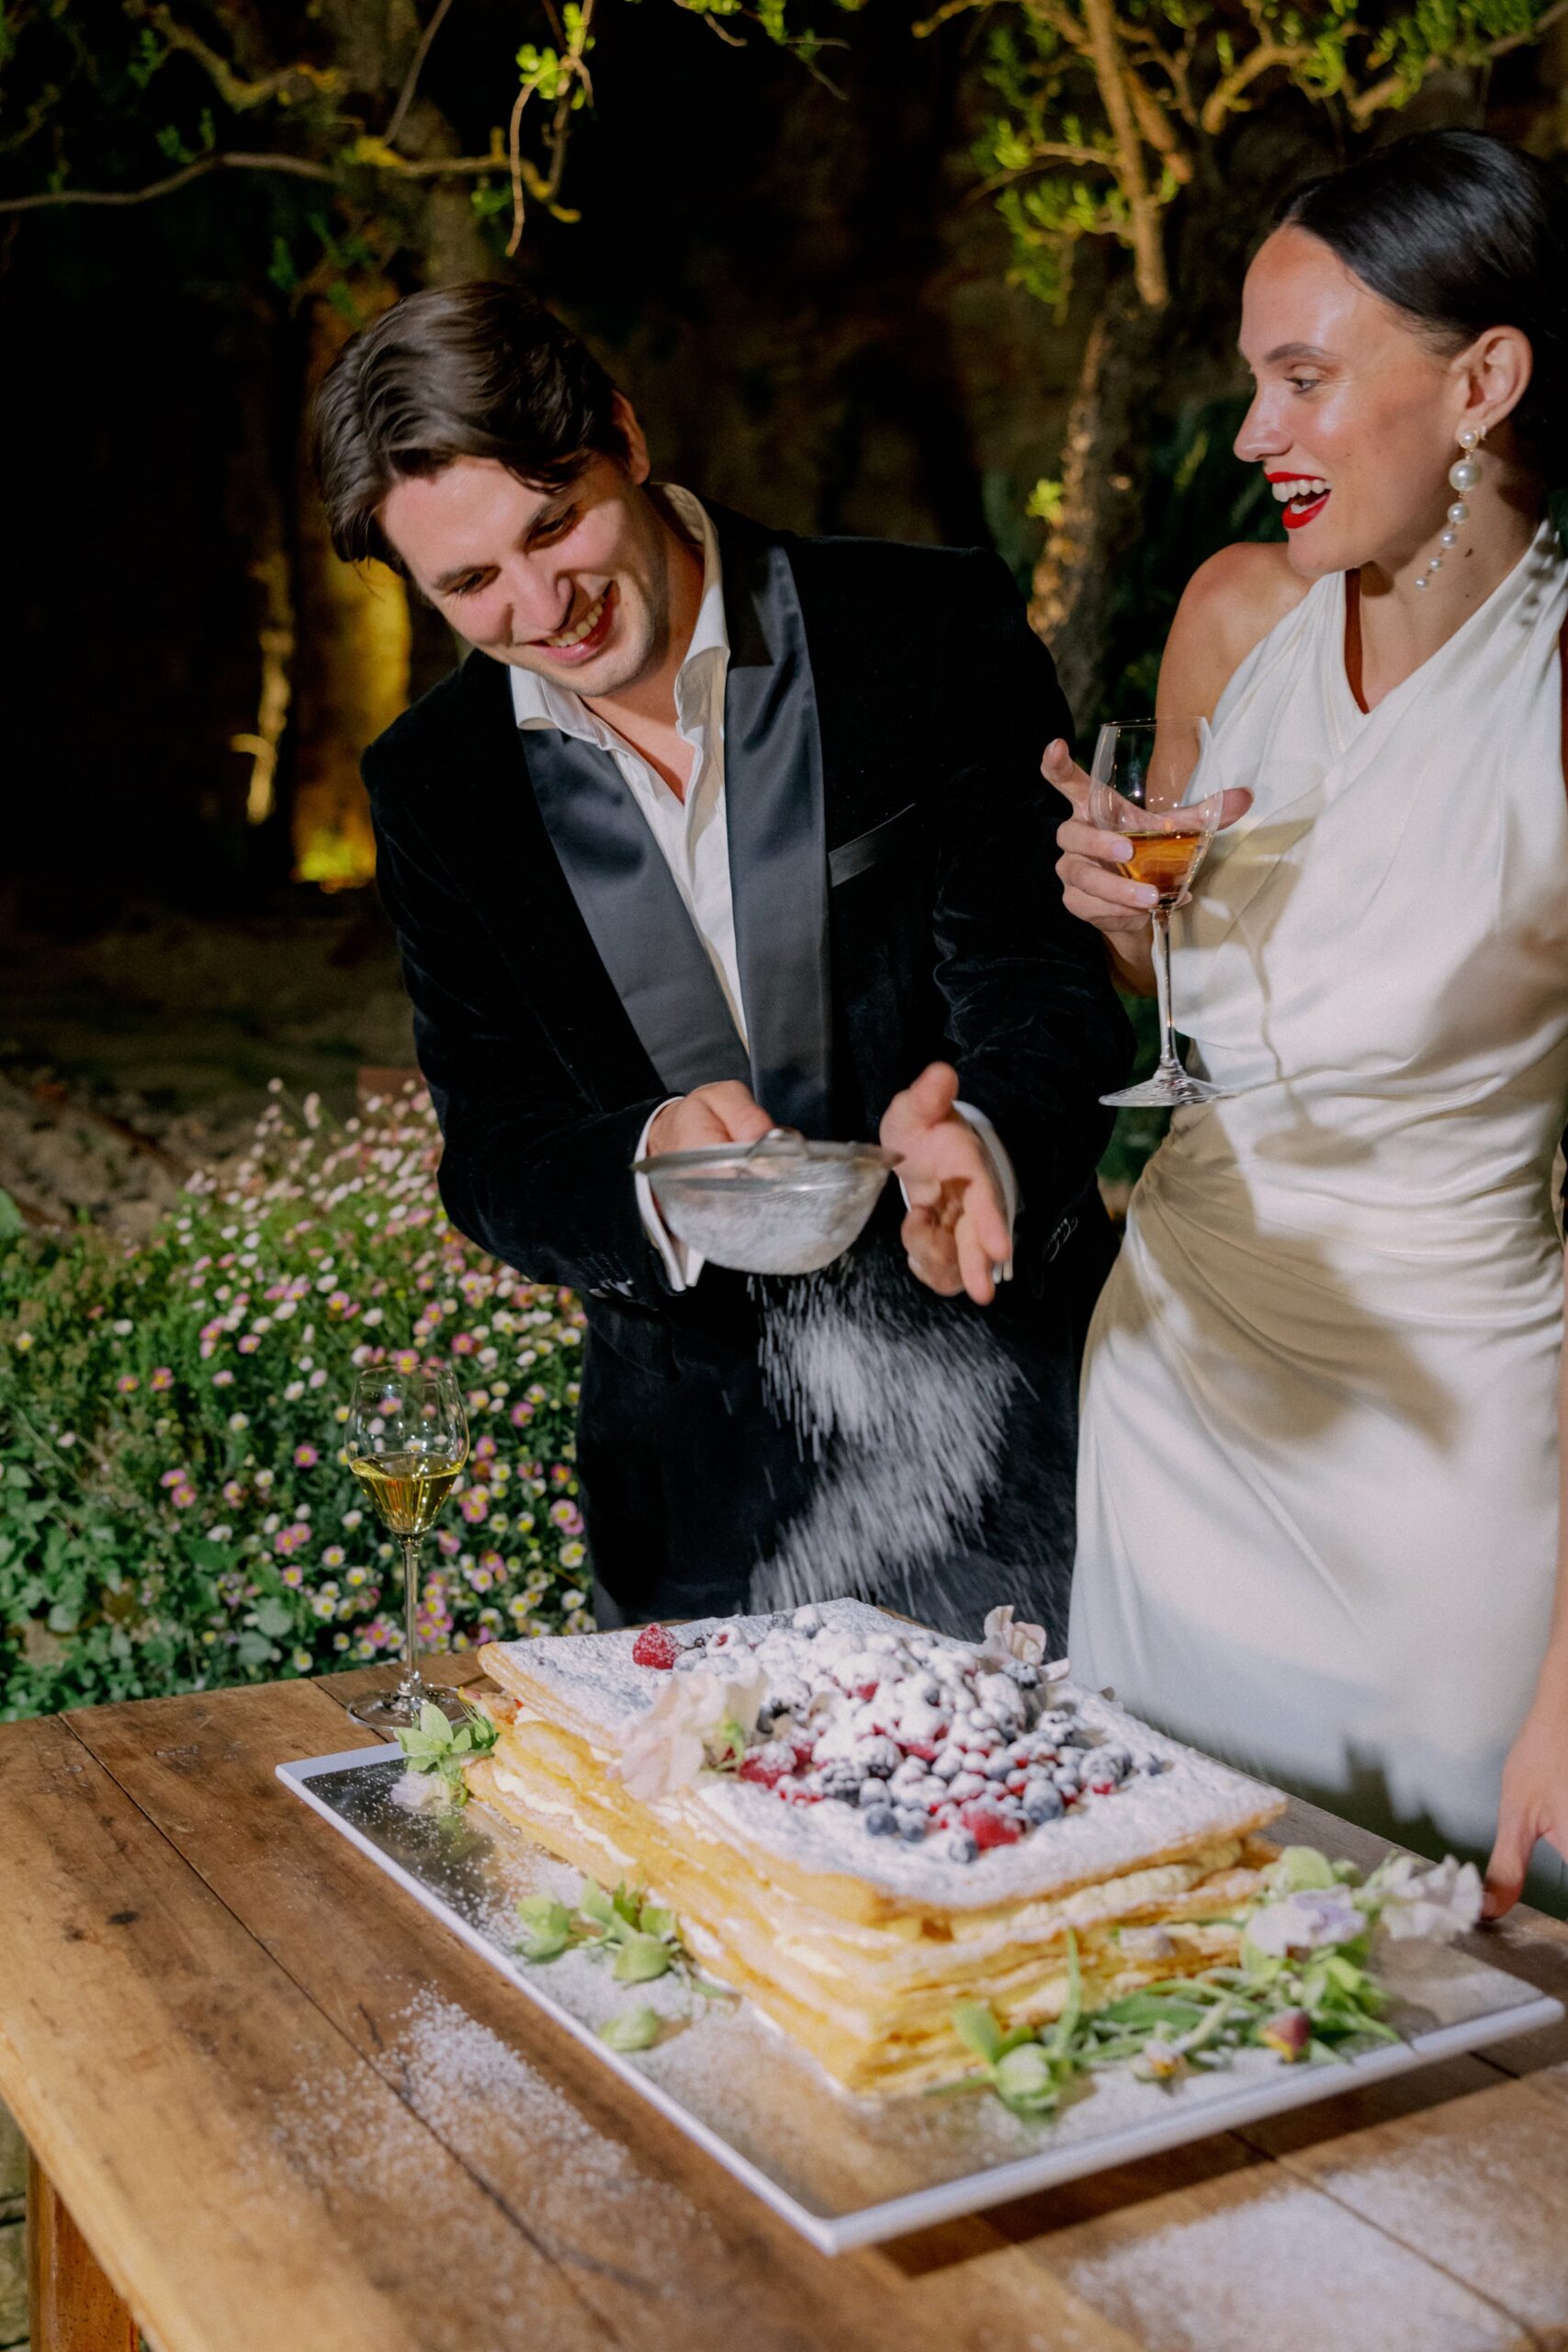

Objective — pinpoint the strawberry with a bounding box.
[960,1803,1022,1850]
[631,1623,680,1670]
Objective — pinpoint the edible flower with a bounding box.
[619,1665,766,1801]
[980,1604,1047,1666]
[1246,1886,1363,1958]
[1258,2007,1313,2062]
[1364,1853,1483,1943]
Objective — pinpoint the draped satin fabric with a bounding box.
[1071,524,1568,1877]
[522,512,834,1137]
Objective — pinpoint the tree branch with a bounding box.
[1080,0,1168,307]
[0,143,507,214]
[385,0,460,147]
[133,5,338,112]
[1200,40,1309,137]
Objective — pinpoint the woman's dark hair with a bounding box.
[1278,130,1568,469]
[310,281,627,570]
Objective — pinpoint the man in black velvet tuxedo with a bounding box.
[312,283,1131,1641]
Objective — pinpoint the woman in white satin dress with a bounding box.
[1045,130,1568,1914]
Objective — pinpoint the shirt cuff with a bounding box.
[634,1102,706,1294]
[896,1101,1019,1283]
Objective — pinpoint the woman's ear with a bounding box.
[1456,323,1534,439]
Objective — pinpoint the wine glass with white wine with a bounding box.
[1091,717,1230,1110]
[344,1365,469,1731]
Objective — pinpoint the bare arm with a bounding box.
[1045,541,1308,994]
[1484,1249,1568,1914]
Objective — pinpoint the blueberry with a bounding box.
[945,1830,980,1863]
[863,1807,897,1836]
[897,1813,928,1842]
[1024,1785,1065,1824]
[1001,1660,1041,1689]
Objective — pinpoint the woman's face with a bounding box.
[1234,225,1468,580]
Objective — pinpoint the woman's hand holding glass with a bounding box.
[1043,736,1254,949]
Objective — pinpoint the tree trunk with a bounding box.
[1027,274,1159,730]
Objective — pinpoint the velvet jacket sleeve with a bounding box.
[365,734,675,1306]
[930,552,1133,1269]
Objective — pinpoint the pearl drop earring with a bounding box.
[1416,427,1482,592]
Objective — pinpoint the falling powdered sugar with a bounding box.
[749,1248,1021,1626]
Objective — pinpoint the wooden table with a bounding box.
[5,1655,1568,2352]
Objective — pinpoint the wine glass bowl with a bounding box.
[1091,718,1231,1112]
[344,1365,470,1732]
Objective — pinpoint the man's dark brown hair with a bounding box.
[310,280,627,572]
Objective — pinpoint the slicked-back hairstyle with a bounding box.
[310,281,629,572]
[1278,130,1568,472]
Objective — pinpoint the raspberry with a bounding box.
[901,1738,940,1762]
[739,1754,786,1789]
[961,1803,1023,1850]
[632,1623,681,1669]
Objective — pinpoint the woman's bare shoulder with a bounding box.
[1159,542,1313,720]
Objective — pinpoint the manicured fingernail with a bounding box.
[1135,886,1157,908]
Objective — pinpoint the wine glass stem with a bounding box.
[398,1533,423,1695]
[1150,907,1183,1080]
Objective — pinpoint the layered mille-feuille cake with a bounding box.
[467,1599,1286,2095]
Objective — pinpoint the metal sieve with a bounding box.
[631,1128,899,1275]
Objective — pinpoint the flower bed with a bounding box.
[0,1085,592,1720]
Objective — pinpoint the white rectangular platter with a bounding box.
[279,1744,1563,2256]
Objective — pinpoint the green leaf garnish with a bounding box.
[394,1700,501,1807]
[953,2003,1003,2065]
[612,1932,675,1984]
[577,1879,616,1927]
[599,2007,661,2052]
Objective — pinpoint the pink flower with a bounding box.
[450,1332,477,1356]
[473,1435,497,1462]
[293,1443,319,1469]
[436,1529,462,1557]
[160,1469,186,1489]
[212,1370,234,1387]
[116,1374,140,1395]
[548,1499,583,1535]
[172,1484,197,1510]
[151,1367,174,1391]
[980,1605,1049,1668]
[393,1350,420,1375]
[458,1488,490,1523]
[237,1335,261,1355]
[280,1565,304,1589]
[273,1523,312,1557]
[222,1480,244,1505]
[510,1401,535,1428]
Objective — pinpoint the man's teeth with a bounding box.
[1272,479,1329,504]
[545,588,608,649]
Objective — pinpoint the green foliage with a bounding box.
[395,1696,502,1804]
[958,0,1561,320]
[0,1087,593,1721]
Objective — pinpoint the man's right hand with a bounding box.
[645,1081,774,1157]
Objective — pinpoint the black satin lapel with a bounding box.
[716,514,833,1137]
[523,726,752,1101]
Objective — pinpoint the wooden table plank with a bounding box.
[1248,2073,1568,2342]
[27,2153,139,2352]
[70,1675,1148,2352]
[0,1713,615,2352]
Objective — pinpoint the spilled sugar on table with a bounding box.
[3,1653,1568,2352]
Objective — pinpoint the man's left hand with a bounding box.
[880,1062,1011,1306]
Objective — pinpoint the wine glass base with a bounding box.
[347,1678,472,1734]
[1100,1072,1230,1109]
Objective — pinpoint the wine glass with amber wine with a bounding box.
[344,1365,469,1731]
[1091,718,1229,1110]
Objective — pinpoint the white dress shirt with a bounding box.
[511,485,1016,1289]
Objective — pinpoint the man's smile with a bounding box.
[531,582,616,662]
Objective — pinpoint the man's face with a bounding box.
[380,401,680,697]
